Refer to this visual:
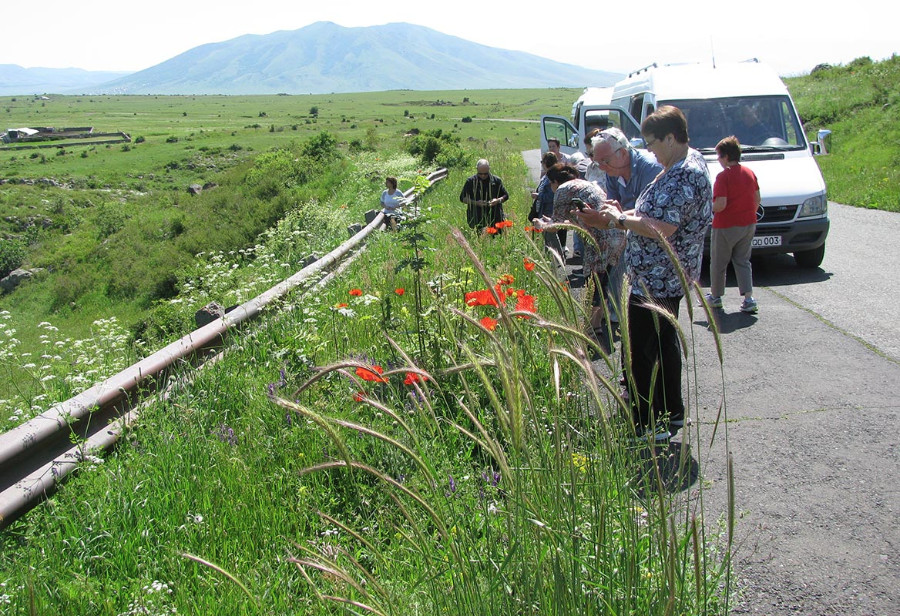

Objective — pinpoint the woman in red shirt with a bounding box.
[707,136,761,313]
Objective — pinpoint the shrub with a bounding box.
[95,204,128,239]
[0,236,26,278]
[302,131,339,160]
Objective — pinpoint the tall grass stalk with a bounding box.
[274,224,733,614]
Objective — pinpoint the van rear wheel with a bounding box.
[794,245,825,268]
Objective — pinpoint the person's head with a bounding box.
[591,128,632,176]
[716,135,742,164]
[583,128,602,157]
[546,138,562,155]
[385,176,398,190]
[641,105,689,145]
[545,163,579,189]
[642,106,689,166]
[476,159,491,179]
[541,151,558,171]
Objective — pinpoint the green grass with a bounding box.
[0,88,576,407]
[786,54,900,211]
[0,150,734,614]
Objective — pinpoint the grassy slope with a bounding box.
[0,89,576,395]
[785,54,900,211]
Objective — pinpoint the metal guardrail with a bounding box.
[0,168,447,528]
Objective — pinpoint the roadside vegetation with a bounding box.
[0,146,734,614]
[786,54,900,212]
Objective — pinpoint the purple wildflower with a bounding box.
[214,423,237,446]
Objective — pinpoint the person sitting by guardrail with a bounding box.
[380,176,407,230]
[459,159,509,231]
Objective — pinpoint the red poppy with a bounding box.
[514,288,526,298]
[497,274,514,286]
[335,302,348,309]
[353,391,366,402]
[515,294,536,316]
[524,226,543,233]
[506,287,515,297]
[349,289,363,296]
[480,316,498,331]
[395,288,405,296]
[523,258,536,272]
[356,365,388,383]
[485,227,498,235]
[404,372,429,385]
[465,289,499,307]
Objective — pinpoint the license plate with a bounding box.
[752,235,782,248]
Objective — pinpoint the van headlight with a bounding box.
[798,194,827,218]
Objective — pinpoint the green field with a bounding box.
[2,57,899,408]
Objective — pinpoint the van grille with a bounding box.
[759,204,797,223]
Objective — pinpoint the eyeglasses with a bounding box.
[594,149,621,166]
[644,138,658,149]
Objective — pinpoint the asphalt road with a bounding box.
[523,150,900,615]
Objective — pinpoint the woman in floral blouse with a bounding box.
[579,106,713,442]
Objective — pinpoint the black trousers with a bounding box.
[622,294,685,431]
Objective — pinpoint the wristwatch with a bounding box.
[618,213,628,228]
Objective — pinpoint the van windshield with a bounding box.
[662,95,806,152]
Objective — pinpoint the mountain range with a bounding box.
[1,22,621,95]
[0,65,131,96]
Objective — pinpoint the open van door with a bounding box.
[541,106,643,158]
[540,115,580,158]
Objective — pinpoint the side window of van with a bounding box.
[629,96,643,122]
[542,116,579,149]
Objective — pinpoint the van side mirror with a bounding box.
[812,129,832,156]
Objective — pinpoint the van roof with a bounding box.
[575,86,614,107]
[613,62,789,101]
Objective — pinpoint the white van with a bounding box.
[541,60,831,268]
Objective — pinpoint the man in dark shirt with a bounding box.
[459,159,509,230]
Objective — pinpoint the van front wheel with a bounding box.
[794,245,825,268]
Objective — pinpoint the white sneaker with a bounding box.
[703,293,723,309]
[740,297,759,313]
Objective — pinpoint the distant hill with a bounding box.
[0,65,132,96]
[92,22,620,95]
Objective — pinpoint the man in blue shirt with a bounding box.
[590,128,663,211]
[590,128,663,320]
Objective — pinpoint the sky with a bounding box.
[4,0,896,78]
